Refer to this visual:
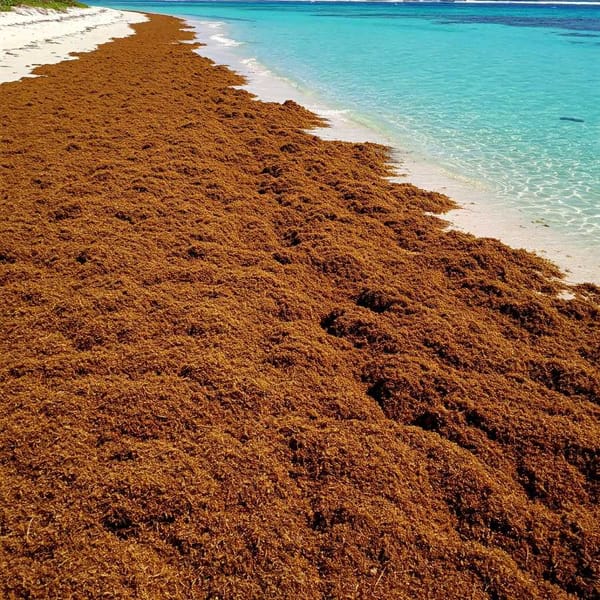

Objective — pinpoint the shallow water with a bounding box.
[93,1,600,281]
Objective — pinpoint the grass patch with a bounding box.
[1,0,88,11]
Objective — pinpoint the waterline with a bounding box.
[190,17,599,284]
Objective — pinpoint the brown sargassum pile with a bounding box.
[1,15,599,600]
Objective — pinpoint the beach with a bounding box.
[0,6,146,83]
[1,11,599,600]
[185,11,600,287]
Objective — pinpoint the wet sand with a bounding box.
[0,14,599,600]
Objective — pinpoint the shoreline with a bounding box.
[187,17,600,286]
[2,6,597,285]
[1,12,599,599]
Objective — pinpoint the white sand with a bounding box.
[0,6,147,84]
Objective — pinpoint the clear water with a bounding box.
[92,1,600,280]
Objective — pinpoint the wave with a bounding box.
[209,33,242,46]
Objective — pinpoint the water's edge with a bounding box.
[188,17,598,285]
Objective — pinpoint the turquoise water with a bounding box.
[94,1,600,278]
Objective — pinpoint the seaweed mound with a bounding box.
[1,15,598,600]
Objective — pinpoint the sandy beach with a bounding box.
[1,11,599,600]
[0,5,146,84]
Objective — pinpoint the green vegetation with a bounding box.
[1,0,87,11]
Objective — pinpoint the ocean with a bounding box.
[91,1,600,281]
